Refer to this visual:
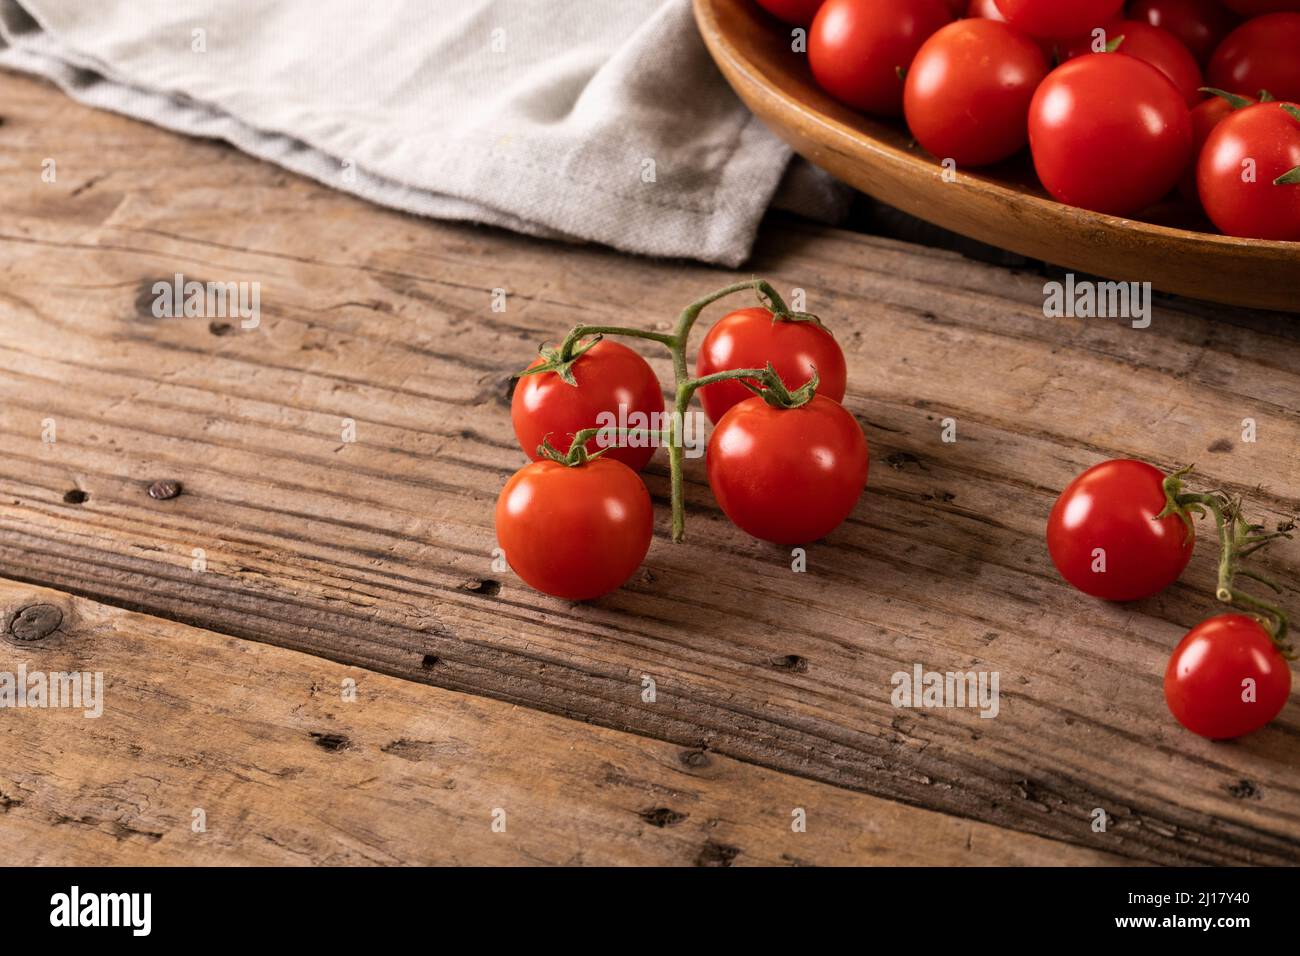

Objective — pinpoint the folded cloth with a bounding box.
[0,0,847,265]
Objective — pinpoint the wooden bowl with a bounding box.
[695,0,1299,312]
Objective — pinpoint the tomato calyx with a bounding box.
[1199,87,1254,111]
[740,363,822,409]
[1158,466,1296,655]
[519,336,605,387]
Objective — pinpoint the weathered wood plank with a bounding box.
[0,71,1297,865]
[0,578,1124,865]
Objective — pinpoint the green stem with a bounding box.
[1167,480,1294,656]
[531,277,810,543]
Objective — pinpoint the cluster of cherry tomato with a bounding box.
[758,0,1300,240]
[496,282,867,601]
[1047,459,1294,739]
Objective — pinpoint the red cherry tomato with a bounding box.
[754,0,826,25]
[1064,20,1204,106]
[1128,0,1240,67]
[1207,13,1300,103]
[966,0,1058,57]
[993,0,1125,38]
[695,308,847,424]
[809,0,954,116]
[707,395,868,544]
[495,457,653,600]
[1180,90,1256,200]
[1219,0,1300,13]
[1165,614,1291,739]
[1029,54,1193,214]
[1046,459,1194,601]
[904,19,1050,166]
[512,340,664,472]
[1198,101,1300,239]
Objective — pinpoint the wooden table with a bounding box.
[1,71,1296,867]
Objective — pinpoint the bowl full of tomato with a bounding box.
[694,0,1300,311]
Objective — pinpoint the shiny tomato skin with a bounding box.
[992,0,1125,38]
[904,19,1050,166]
[1207,13,1300,102]
[1064,20,1204,106]
[1198,101,1300,239]
[1028,54,1193,215]
[755,0,826,25]
[809,0,955,116]
[1128,0,1240,67]
[707,395,868,545]
[512,339,664,472]
[1046,459,1194,601]
[695,308,847,424]
[1180,91,1256,199]
[495,458,653,601]
[966,0,1058,57]
[1165,614,1291,739]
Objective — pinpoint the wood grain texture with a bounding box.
[694,0,1300,311]
[0,578,1124,865]
[0,71,1298,865]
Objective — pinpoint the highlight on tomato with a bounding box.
[1128,0,1241,67]
[1165,614,1292,739]
[706,373,869,545]
[808,0,954,116]
[512,338,664,472]
[992,0,1125,39]
[1206,12,1300,104]
[904,17,1050,167]
[1063,20,1205,108]
[1028,53,1193,216]
[495,446,653,602]
[695,306,847,424]
[1197,101,1300,240]
[1046,459,1194,601]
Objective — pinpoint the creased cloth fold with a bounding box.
[0,0,847,265]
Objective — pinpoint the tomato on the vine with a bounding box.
[1046,459,1194,601]
[707,394,868,545]
[1165,614,1291,739]
[754,0,826,25]
[1064,20,1204,107]
[1206,13,1300,103]
[512,339,664,472]
[1198,101,1300,240]
[695,308,847,424]
[1028,54,1192,215]
[1128,0,1240,67]
[992,0,1124,38]
[808,0,954,116]
[495,457,653,600]
[904,18,1050,166]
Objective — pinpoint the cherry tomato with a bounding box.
[1219,0,1300,13]
[1128,0,1240,67]
[695,308,847,424]
[707,395,868,544]
[1064,20,1204,106]
[1046,459,1194,601]
[993,0,1125,38]
[904,19,1049,166]
[1198,101,1300,239]
[755,0,826,25]
[512,340,664,472]
[1029,54,1193,215]
[966,0,1058,58]
[1207,13,1300,103]
[495,457,653,600]
[1179,89,1255,200]
[809,0,954,116]
[1165,614,1291,739]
